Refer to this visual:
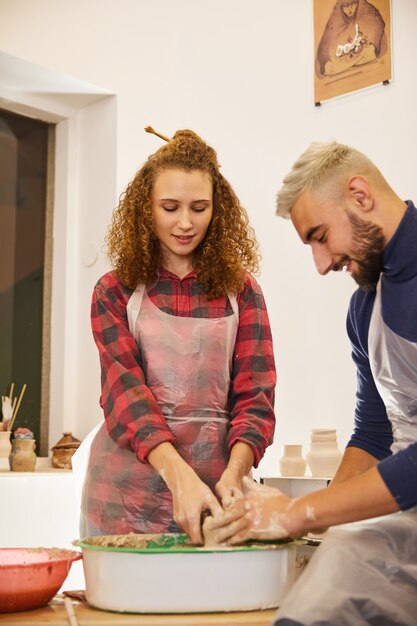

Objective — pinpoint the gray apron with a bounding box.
[274,278,417,625]
[368,278,417,452]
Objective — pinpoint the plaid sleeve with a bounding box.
[91,272,175,462]
[228,274,276,467]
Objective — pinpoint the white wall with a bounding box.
[48,97,117,449]
[0,0,416,476]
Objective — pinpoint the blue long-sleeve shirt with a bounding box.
[346,200,417,510]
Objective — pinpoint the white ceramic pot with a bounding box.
[306,429,342,478]
[80,538,297,613]
[279,445,306,477]
[0,431,11,458]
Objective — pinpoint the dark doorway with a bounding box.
[0,108,53,454]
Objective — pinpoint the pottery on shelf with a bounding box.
[51,432,81,469]
[9,438,37,472]
[306,428,342,478]
[0,431,12,458]
[279,444,307,477]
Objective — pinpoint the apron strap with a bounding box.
[126,284,146,336]
[127,286,239,336]
[228,294,239,319]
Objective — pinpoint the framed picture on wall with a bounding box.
[313,0,392,104]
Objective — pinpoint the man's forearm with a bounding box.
[331,446,379,484]
[288,465,399,536]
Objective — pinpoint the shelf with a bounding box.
[260,476,330,498]
[261,474,332,480]
[0,456,71,473]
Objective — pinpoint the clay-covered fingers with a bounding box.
[228,486,293,544]
[186,491,223,545]
[214,470,244,509]
[202,505,249,546]
[218,486,244,509]
[170,469,224,545]
[178,507,206,545]
[206,491,224,518]
[205,501,246,529]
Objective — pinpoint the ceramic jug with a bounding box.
[306,428,342,478]
[279,444,307,477]
[9,439,37,472]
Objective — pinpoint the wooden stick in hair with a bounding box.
[144,126,171,143]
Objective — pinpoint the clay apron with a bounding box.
[83,283,238,535]
[272,277,417,625]
[368,278,417,453]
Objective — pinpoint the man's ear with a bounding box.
[345,175,374,213]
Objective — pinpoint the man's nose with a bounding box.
[312,245,333,275]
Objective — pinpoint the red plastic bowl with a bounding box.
[0,548,82,613]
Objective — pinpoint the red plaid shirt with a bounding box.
[91,268,276,468]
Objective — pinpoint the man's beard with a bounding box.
[333,212,385,291]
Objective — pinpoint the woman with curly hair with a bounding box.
[80,128,276,543]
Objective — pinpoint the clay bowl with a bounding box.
[0,548,82,613]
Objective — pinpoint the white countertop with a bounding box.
[0,456,84,591]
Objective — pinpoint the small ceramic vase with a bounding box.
[9,439,37,472]
[279,444,307,477]
[51,432,81,469]
[0,431,12,458]
[306,428,342,478]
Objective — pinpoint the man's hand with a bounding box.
[202,477,297,546]
[228,477,295,543]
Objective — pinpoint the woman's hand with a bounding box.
[168,463,223,544]
[215,466,244,508]
[215,441,254,508]
[148,442,222,544]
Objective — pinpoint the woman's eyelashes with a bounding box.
[161,204,209,213]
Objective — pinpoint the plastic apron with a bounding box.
[274,278,417,626]
[368,279,417,452]
[80,283,238,536]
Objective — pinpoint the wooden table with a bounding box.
[2,595,277,626]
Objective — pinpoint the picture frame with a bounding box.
[314,0,392,104]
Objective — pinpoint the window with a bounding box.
[0,108,53,454]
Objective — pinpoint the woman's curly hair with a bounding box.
[107,129,260,298]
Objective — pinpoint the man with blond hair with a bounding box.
[215,142,417,624]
